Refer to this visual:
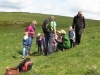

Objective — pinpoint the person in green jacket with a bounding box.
[56,29,70,51]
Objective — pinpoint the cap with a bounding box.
[37,33,41,36]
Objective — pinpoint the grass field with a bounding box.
[0,12,100,75]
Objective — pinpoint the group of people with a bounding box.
[22,11,85,58]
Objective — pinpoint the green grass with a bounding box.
[0,12,100,75]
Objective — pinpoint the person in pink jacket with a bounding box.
[26,20,37,54]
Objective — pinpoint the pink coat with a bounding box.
[27,25,35,38]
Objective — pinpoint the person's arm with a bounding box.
[83,16,85,30]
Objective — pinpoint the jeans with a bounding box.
[28,37,34,50]
[44,33,54,55]
[22,46,29,57]
[38,45,42,53]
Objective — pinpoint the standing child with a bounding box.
[68,26,75,48]
[22,32,31,59]
[41,33,45,54]
[36,33,42,54]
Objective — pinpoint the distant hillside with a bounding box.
[0,12,99,28]
[0,12,75,28]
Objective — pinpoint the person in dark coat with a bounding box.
[42,16,57,56]
[72,11,85,45]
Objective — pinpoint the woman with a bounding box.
[56,29,70,51]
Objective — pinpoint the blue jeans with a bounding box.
[44,33,53,55]
[28,37,34,51]
[22,46,29,57]
[38,45,42,53]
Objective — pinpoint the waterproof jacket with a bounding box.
[60,35,70,49]
[72,15,85,29]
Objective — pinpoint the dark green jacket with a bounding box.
[60,35,70,49]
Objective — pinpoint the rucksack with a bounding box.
[42,18,54,34]
[16,58,33,72]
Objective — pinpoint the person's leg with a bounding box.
[75,28,80,45]
[73,40,76,47]
[38,46,39,53]
[70,39,73,48]
[48,33,53,55]
[22,46,27,58]
[27,46,29,56]
[44,34,49,55]
[28,37,34,54]
[25,46,28,57]
[40,45,42,53]
[22,47,25,58]
[78,34,82,45]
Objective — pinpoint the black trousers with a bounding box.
[70,39,76,48]
[75,28,82,45]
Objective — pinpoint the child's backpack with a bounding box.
[42,18,54,34]
[16,58,33,72]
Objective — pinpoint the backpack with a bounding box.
[16,58,33,72]
[42,18,54,34]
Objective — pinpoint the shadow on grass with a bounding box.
[17,50,43,56]
[18,51,22,55]
[12,56,17,59]
[30,52,43,56]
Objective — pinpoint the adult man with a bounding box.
[72,11,85,45]
[27,20,37,54]
[42,16,57,55]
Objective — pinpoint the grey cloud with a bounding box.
[0,0,23,10]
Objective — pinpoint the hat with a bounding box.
[60,29,66,35]
[69,26,72,29]
[37,33,41,36]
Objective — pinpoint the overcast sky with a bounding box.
[0,0,100,20]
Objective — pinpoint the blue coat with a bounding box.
[23,35,31,47]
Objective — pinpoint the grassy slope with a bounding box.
[0,12,100,75]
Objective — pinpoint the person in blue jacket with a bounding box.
[22,32,31,59]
